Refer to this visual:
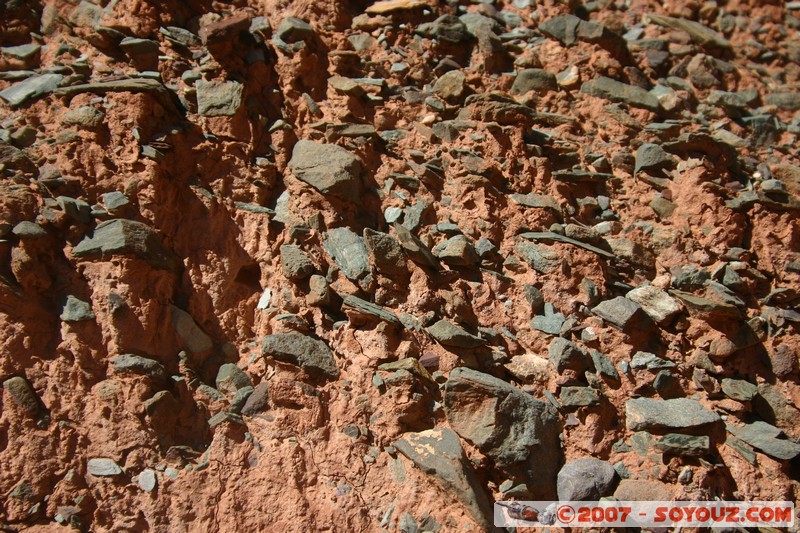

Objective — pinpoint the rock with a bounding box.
[581,77,659,112]
[557,458,618,501]
[262,333,339,380]
[509,193,561,215]
[648,14,731,51]
[101,192,130,212]
[120,37,159,56]
[392,224,440,270]
[0,73,62,107]
[634,143,671,174]
[241,382,270,415]
[605,237,655,272]
[626,285,680,325]
[539,14,582,45]
[504,353,552,383]
[230,386,254,414]
[57,196,92,223]
[109,354,167,381]
[61,106,104,128]
[626,398,720,431]
[515,241,560,273]
[592,297,649,331]
[630,351,675,370]
[288,141,362,201]
[73,219,175,269]
[277,17,313,43]
[764,92,800,111]
[559,386,600,408]
[342,295,402,325]
[511,68,557,95]
[307,275,331,307]
[523,285,544,314]
[3,376,43,418]
[323,227,370,281]
[195,80,243,117]
[60,295,95,322]
[444,367,562,498]
[548,337,590,374]
[591,351,620,380]
[363,228,407,276]
[721,378,757,401]
[652,434,710,456]
[208,412,244,429]
[727,421,800,460]
[366,0,429,14]
[433,70,466,101]
[328,76,365,97]
[216,364,252,397]
[433,235,479,266]
[393,428,493,529]
[753,383,800,438]
[170,305,213,355]
[671,289,741,320]
[137,469,157,492]
[531,302,565,335]
[613,479,673,501]
[280,244,314,280]
[427,319,485,348]
[416,15,469,44]
[87,458,122,477]
[12,221,47,239]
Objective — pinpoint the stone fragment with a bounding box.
[61,106,104,128]
[280,244,314,280]
[592,297,648,331]
[195,80,243,116]
[3,376,43,418]
[216,364,252,397]
[548,337,590,374]
[57,196,92,223]
[277,17,313,43]
[416,15,469,43]
[12,221,47,239]
[581,76,659,111]
[721,378,757,401]
[138,469,157,492]
[511,69,558,95]
[73,219,174,269]
[0,73,62,107]
[625,398,720,431]
[433,70,466,101]
[727,421,800,460]
[307,275,331,307]
[393,428,493,529]
[648,14,731,51]
[515,241,560,273]
[60,295,95,322]
[433,235,479,266]
[109,354,167,381]
[531,302,565,335]
[87,458,122,477]
[288,141,362,201]
[444,367,562,498]
[557,458,618,501]
[323,227,370,281]
[630,351,675,370]
[652,434,710,457]
[559,386,600,407]
[634,143,671,174]
[241,382,270,415]
[262,333,339,379]
[591,351,619,380]
[366,0,430,14]
[765,93,800,111]
[342,295,402,325]
[427,319,485,348]
[170,305,213,355]
[363,228,407,276]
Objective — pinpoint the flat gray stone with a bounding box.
[559,386,600,407]
[591,350,619,380]
[73,219,174,269]
[427,319,485,349]
[721,378,757,401]
[138,469,157,492]
[531,302,565,335]
[592,296,648,331]
[630,351,675,370]
[626,398,720,431]
[648,14,731,50]
[101,192,130,211]
[727,421,800,461]
[765,92,800,111]
[323,227,370,281]
[87,458,122,477]
[634,143,671,174]
[216,363,252,397]
[241,382,269,415]
[652,433,710,457]
[416,15,469,43]
[444,367,561,498]
[626,285,680,324]
[109,354,167,381]
[342,295,402,325]
[60,295,95,322]
[120,37,159,56]
[433,235,479,266]
[511,68,558,95]
[61,106,104,128]
[280,244,314,280]
[57,196,92,223]
[208,411,244,429]
[557,458,618,501]
[581,76,659,111]
[363,228,407,276]
[195,80,243,116]
[0,73,62,107]
[170,305,213,355]
[393,428,493,529]
[548,337,590,374]
[276,17,313,42]
[12,221,47,239]
[515,241,560,273]
[288,141,361,201]
[262,333,339,380]
[509,193,561,214]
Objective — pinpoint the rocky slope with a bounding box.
[1,0,800,531]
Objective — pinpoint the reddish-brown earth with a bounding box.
[1,0,800,531]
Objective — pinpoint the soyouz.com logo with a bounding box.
[494,500,796,528]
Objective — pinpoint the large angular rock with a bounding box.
[648,14,731,51]
[3,376,44,419]
[363,228,407,276]
[394,428,493,529]
[195,80,243,116]
[592,297,649,331]
[0,73,62,107]
[262,333,339,380]
[581,76,659,112]
[511,68,558,95]
[444,367,562,498]
[515,241,560,273]
[652,434,710,457]
[626,285,680,324]
[216,364,252,397]
[557,458,618,501]
[427,319,485,349]
[72,219,175,269]
[109,354,167,381]
[323,227,370,281]
[170,305,213,355]
[548,337,590,374]
[625,398,720,431]
[280,244,314,280]
[288,140,362,201]
[727,421,800,461]
[60,295,95,322]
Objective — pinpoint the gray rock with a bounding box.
[515,241,560,273]
[87,458,122,477]
[12,221,47,239]
[626,285,680,324]
[230,386,254,414]
[109,354,167,381]
[592,297,648,331]
[523,285,544,314]
[559,386,600,407]
[60,295,95,322]
[120,37,160,56]
[648,14,731,51]
[539,14,582,45]
[61,106,104,128]
[721,378,757,401]
[3,376,43,418]
[557,458,618,501]
[323,227,370,281]
[276,17,313,43]
[707,90,748,109]
[433,235,479,266]
[581,76,659,112]
[0,73,62,107]
[262,333,339,379]
[170,305,213,355]
[427,319,485,349]
[444,367,562,498]
[363,228,407,276]
[241,382,269,415]
[208,411,244,429]
[392,224,440,270]
[630,351,675,370]
[288,140,361,201]
[590,351,619,381]
[57,196,92,223]
[342,295,402,325]
[101,192,130,211]
[548,337,590,374]
[727,421,800,460]
[73,219,174,269]
[195,80,243,116]
[216,363,252,397]
[765,92,800,111]
[393,428,493,529]
[416,15,469,43]
[1,43,41,60]
[280,244,314,280]
[754,383,800,438]
[634,143,671,174]
[138,469,157,492]
[511,68,558,95]
[531,302,565,336]
[433,70,466,101]
[626,398,721,431]
[509,193,561,215]
[652,434,710,457]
